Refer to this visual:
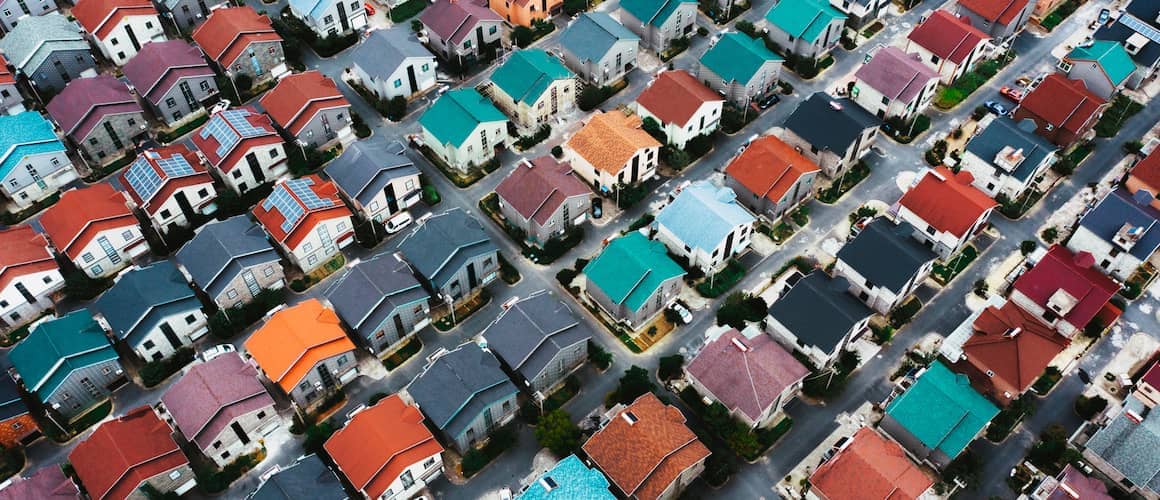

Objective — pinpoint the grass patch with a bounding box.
[418,144,491,188]
[933,53,1015,110]
[679,387,791,461]
[46,400,112,442]
[388,0,426,21]
[1031,366,1062,395]
[790,206,809,227]
[696,260,746,298]
[514,124,551,151]
[139,347,195,388]
[383,336,422,371]
[884,114,931,144]
[195,448,265,494]
[932,245,978,285]
[660,37,690,61]
[1040,0,1078,31]
[287,144,340,176]
[888,297,922,328]
[1095,95,1144,138]
[817,161,870,203]
[986,397,1033,442]
[433,291,491,331]
[616,331,642,353]
[461,426,516,477]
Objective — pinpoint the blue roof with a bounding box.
[0,112,66,180]
[620,0,695,27]
[93,261,199,348]
[656,181,755,253]
[885,361,998,460]
[1078,187,1160,260]
[289,0,329,20]
[9,310,118,399]
[559,13,639,63]
[518,455,614,500]
[964,117,1057,182]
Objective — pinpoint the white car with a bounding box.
[199,344,236,362]
[385,212,414,234]
[670,303,693,324]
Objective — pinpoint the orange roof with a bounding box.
[0,55,14,86]
[324,394,443,499]
[956,0,1027,24]
[72,0,157,40]
[0,226,58,292]
[809,427,934,500]
[964,301,1069,400]
[725,135,820,203]
[897,166,996,236]
[38,184,136,259]
[244,299,356,392]
[566,111,660,175]
[636,70,723,128]
[582,393,710,500]
[192,7,281,67]
[1132,148,1160,194]
[251,174,351,249]
[1018,74,1106,135]
[259,71,351,136]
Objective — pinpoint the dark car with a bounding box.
[984,100,1010,116]
[758,93,781,109]
[591,197,603,219]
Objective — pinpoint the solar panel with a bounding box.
[287,178,334,210]
[202,115,240,159]
[263,178,335,233]
[124,157,163,201]
[157,155,195,178]
[1120,14,1160,44]
[222,109,268,138]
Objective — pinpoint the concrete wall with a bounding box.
[527,338,587,394]
[292,0,367,38]
[285,350,359,410]
[448,391,518,452]
[293,106,351,149]
[210,261,285,309]
[1064,60,1118,100]
[143,181,216,234]
[562,38,637,85]
[150,76,218,126]
[197,403,278,467]
[959,148,1053,199]
[484,77,575,129]
[431,250,500,302]
[0,149,77,209]
[128,306,209,361]
[1009,289,1079,338]
[425,20,503,61]
[656,218,752,273]
[73,225,147,279]
[421,119,506,171]
[637,98,723,148]
[348,171,422,223]
[354,55,437,100]
[44,358,124,421]
[896,204,989,260]
[132,463,196,500]
[75,111,148,164]
[285,215,354,272]
[852,74,937,121]
[222,40,286,85]
[497,192,590,245]
[586,272,681,328]
[216,143,289,195]
[362,296,430,356]
[565,142,658,190]
[26,48,98,94]
[164,0,227,32]
[764,16,843,59]
[726,168,817,221]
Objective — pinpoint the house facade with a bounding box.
[71,0,166,66]
[959,115,1058,199]
[778,93,880,178]
[260,70,353,150]
[253,175,354,273]
[618,0,697,53]
[0,0,57,33]
[159,0,227,32]
[325,140,422,224]
[0,226,63,332]
[493,156,591,246]
[419,88,508,171]
[894,167,996,260]
[287,0,367,38]
[349,28,437,101]
[191,106,288,195]
[904,10,990,85]
[120,145,217,236]
[725,135,821,221]
[396,208,499,305]
[192,7,287,86]
[482,49,575,130]
[0,59,24,115]
[952,0,1034,42]
[565,110,661,191]
[833,218,938,315]
[0,13,99,94]
[38,184,147,279]
[637,70,724,148]
[852,46,939,122]
[1060,41,1137,100]
[325,253,431,358]
[489,0,562,28]
[698,32,782,107]
[0,112,77,210]
[121,40,218,126]
[763,0,846,59]
[583,232,685,328]
[175,215,285,309]
[479,290,592,394]
[558,12,639,86]
[656,181,755,273]
[93,261,208,362]
[828,0,888,28]
[420,0,503,63]
[46,74,146,165]
[1012,73,1108,148]
[1066,187,1160,281]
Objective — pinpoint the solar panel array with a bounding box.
[261,178,334,233]
[199,109,269,158]
[1121,14,1160,43]
[123,153,198,201]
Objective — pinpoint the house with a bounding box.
[0,374,38,447]
[253,175,354,273]
[1027,464,1114,500]
[779,92,880,178]
[1066,187,1160,281]
[419,88,507,171]
[38,184,146,279]
[9,310,123,421]
[0,13,98,94]
[685,325,808,429]
[247,454,346,500]
[1009,245,1118,338]
[894,166,997,259]
[724,135,821,221]
[494,156,591,247]
[0,112,76,209]
[697,33,781,107]
[71,0,166,65]
[122,40,219,126]
[518,455,614,499]
[287,0,366,38]
[46,74,146,165]
[959,116,1058,199]
[0,226,64,332]
[828,0,887,29]
[0,56,25,115]
[158,0,227,32]
[564,110,661,191]
[349,28,437,101]
[618,0,698,53]
[192,7,287,85]
[904,10,990,85]
[1012,74,1107,148]
[558,12,639,86]
[636,70,724,147]
[1136,361,1160,408]
[244,299,360,412]
[1077,396,1160,498]
[582,393,710,500]
[1060,41,1136,99]
[396,208,499,304]
[0,0,57,34]
[765,271,873,368]
[325,140,421,224]
[158,352,277,467]
[69,406,196,500]
[419,0,503,63]
[656,181,755,273]
[1125,148,1160,211]
[0,466,80,500]
[479,290,592,394]
[93,261,207,361]
[119,145,217,236]
[191,107,287,195]
[1094,0,1160,85]
[834,218,938,314]
[482,48,575,129]
[259,70,353,150]
[852,46,939,122]
[404,342,519,452]
[807,427,935,500]
[583,232,685,329]
[488,0,561,28]
[175,215,285,309]
[325,394,444,499]
[880,361,999,469]
[952,0,1034,41]
[325,253,431,358]
[763,0,846,60]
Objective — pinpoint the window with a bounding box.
[89,137,99,145]
[213,440,222,449]
[145,21,153,28]
[8,312,17,321]
[257,411,267,419]
[82,252,95,263]
[464,39,472,49]
[502,400,511,413]
[166,97,177,108]
[127,118,136,126]
[168,470,182,481]
[489,25,497,34]
[323,14,333,23]
[303,242,313,252]
[929,54,939,64]
[308,255,318,265]
[299,382,310,392]
[336,221,347,231]
[200,80,211,91]
[423,457,436,468]
[351,1,358,9]
[221,451,230,460]
[880,96,889,105]
[123,230,134,241]
[393,79,403,88]
[159,209,171,218]
[263,266,275,277]
[185,314,197,324]
[51,157,59,166]
[91,265,103,275]
[43,276,52,284]
[421,63,429,72]
[270,148,279,158]
[143,340,156,349]
[232,170,243,179]
[405,179,416,190]
[336,354,349,366]
[117,52,125,60]
[111,38,120,46]
[226,289,238,299]
[925,226,935,236]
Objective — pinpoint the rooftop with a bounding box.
[656,181,755,253]
[191,7,281,66]
[119,145,210,211]
[836,218,938,294]
[494,156,590,226]
[252,175,351,248]
[518,455,614,500]
[620,0,695,27]
[419,88,507,148]
[395,208,497,290]
[420,0,501,46]
[961,301,1069,400]
[1076,187,1160,260]
[38,184,134,259]
[767,271,873,354]
[249,454,346,500]
[1094,0,1160,67]
[1066,40,1137,86]
[0,112,66,180]
[558,12,639,63]
[479,291,593,384]
[855,46,938,102]
[324,140,420,206]
[46,74,141,139]
[964,116,1057,182]
[583,232,686,313]
[244,299,356,391]
[1018,74,1106,134]
[907,10,989,64]
[636,70,723,127]
[699,33,782,85]
[0,13,89,73]
[490,49,574,105]
[71,0,157,39]
[190,107,279,167]
[93,261,198,347]
[566,111,660,175]
[405,342,518,437]
[764,0,846,43]
[259,70,351,136]
[1084,397,1160,494]
[884,361,999,459]
[897,166,996,236]
[1012,245,1118,331]
[122,40,211,101]
[0,225,58,293]
[324,395,442,499]
[684,327,808,423]
[160,353,273,449]
[69,406,188,500]
[809,427,934,500]
[783,93,880,154]
[9,310,117,399]
[725,135,821,205]
[175,215,280,298]
[956,0,1027,24]
[350,28,434,82]
[324,253,429,337]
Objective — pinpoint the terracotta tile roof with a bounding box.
[38,184,135,259]
[566,111,660,175]
[252,175,351,249]
[494,156,590,225]
[725,135,820,203]
[192,7,281,67]
[897,166,996,236]
[160,353,274,450]
[259,70,350,136]
[582,393,710,500]
[324,394,443,499]
[636,70,723,127]
[1012,245,1118,332]
[809,427,934,500]
[684,328,808,423]
[69,406,189,500]
[1130,147,1160,191]
[0,226,58,292]
[1018,74,1106,135]
[957,0,1027,24]
[963,301,1069,399]
[907,10,989,64]
[71,0,157,40]
[244,299,356,392]
[0,55,15,86]
[189,106,281,170]
[119,144,212,215]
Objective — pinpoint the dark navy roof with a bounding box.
[836,218,937,294]
[247,454,345,500]
[93,261,200,347]
[480,291,593,384]
[396,209,497,290]
[784,93,881,154]
[325,140,420,206]
[1094,0,1160,67]
[406,342,517,437]
[1078,187,1160,260]
[964,117,1058,182]
[324,253,429,339]
[175,215,280,298]
[767,271,873,353]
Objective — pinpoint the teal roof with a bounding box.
[620,0,695,27]
[583,232,685,313]
[419,88,507,148]
[0,112,66,180]
[9,310,118,399]
[764,0,846,43]
[518,455,614,500]
[1067,41,1137,86]
[700,32,783,84]
[491,49,574,106]
[885,361,999,459]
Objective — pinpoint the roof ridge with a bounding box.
[740,343,763,419]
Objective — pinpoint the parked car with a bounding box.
[199,344,236,362]
[670,302,693,324]
[984,100,1010,116]
[385,212,414,234]
[999,86,1024,102]
[591,197,603,219]
[758,93,781,109]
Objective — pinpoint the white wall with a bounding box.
[217,143,288,195]
[99,14,167,65]
[286,214,354,272]
[144,181,218,232]
[1066,225,1141,282]
[74,225,147,278]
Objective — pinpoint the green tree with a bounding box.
[716,292,766,330]
[578,85,608,111]
[563,0,587,15]
[385,96,407,122]
[658,355,684,380]
[642,117,667,143]
[613,365,655,405]
[534,409,581,457]
[1020,240,1037,255]
[233,73,253,92]
[513,26,535,48]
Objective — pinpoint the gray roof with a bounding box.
[396,208,498,290]
[1094,0,1160,67]
[0,13,89,73]
[480,290,592,385]
[175,215,281,298]
[964,117,1057,182]
[324,253,429,339]
[1084,397,1160,494]
[1078,187,1160,261]
[406,342,518,437]
[248,454,346,500]
[351,29,434,81]
[836,218,937,294]
[93,261,201,347]
[325,140,420,206]
[558,12,639,64]
[783,92,880,154]
[767,271,873,354]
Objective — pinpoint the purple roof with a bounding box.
[0,466,79,500]
[45,75,143,140]
[855,46,939,103]
[420,0,501,45]
[494,156,591,225]
[160,353,275,450]
[685,328,809,422]
[123,40,213,102]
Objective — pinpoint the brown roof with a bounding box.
[1131,147,1160,191]
[636,70,723,127]
[191,7,281,67]
[1018,74,1107,135]
[566,111,660,175]
[683,328,809,423]
[963,301,1069,401]
[494,156,590,225]
[907,10,989,64]
[809,427,934,500]
[258,70,350,136]
[725,135,820,203]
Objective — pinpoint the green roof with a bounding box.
[419,88,507,148]
[885,361,998,459]
[583,232,685,313]
[620,0,696,27]
[764,0,846,43]
[1067,41,1137,87]
[490,49,574,106]
[700,32,783,84]
[9,310,118,399]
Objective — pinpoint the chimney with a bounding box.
[731,337,749,352]
[993,145,1024,172]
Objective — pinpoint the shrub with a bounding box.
[386,96,407,122]
[658,355,684,380]
[1041,227,1059,243]
[534,409,581,456]
[642,117,666,143]
[551,145,563,158]
[1075,394,1108,420]
[662,147,690,169]
[234,73,253,92]
[1051,158,1076,176]
[578,85,612,111]
[736,20,757,37]
[1020,240,1037,255]
[563,0,586,14]
[513,26,535,48]
[610,366,655,406]
[973,279,989,297]
[588,340,612,370]
[716,292,767,330]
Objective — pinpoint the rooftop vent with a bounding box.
[1114,223,1146,250]
[622,411,638,425]
[539,476,558,492]
[731,337,749,352]
[1003,327,1022,338]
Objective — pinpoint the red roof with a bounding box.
[725,136,820,205]
[38,184,136,259]
[957,0,1027,24]
[252,174,351,249]
[71,0,157,40]
[69,407,189,500]
[809,427,934,500]
[897,166,996,236]
[907,10,989,64]
[119,145,212,215]
[636,70,723,128]
[259,71,351,136]
[189,106,281,170]
[1013,245,1118,332]
[324,395,443,499]
[1018,74,1106,135]
[0,55,15,86]
[964,301,1069,400]
[0,226,58,292]
[191,6,281,67]
[1141,361,1160,390]
[1130,147,1160,192]
[494,156,590,225]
